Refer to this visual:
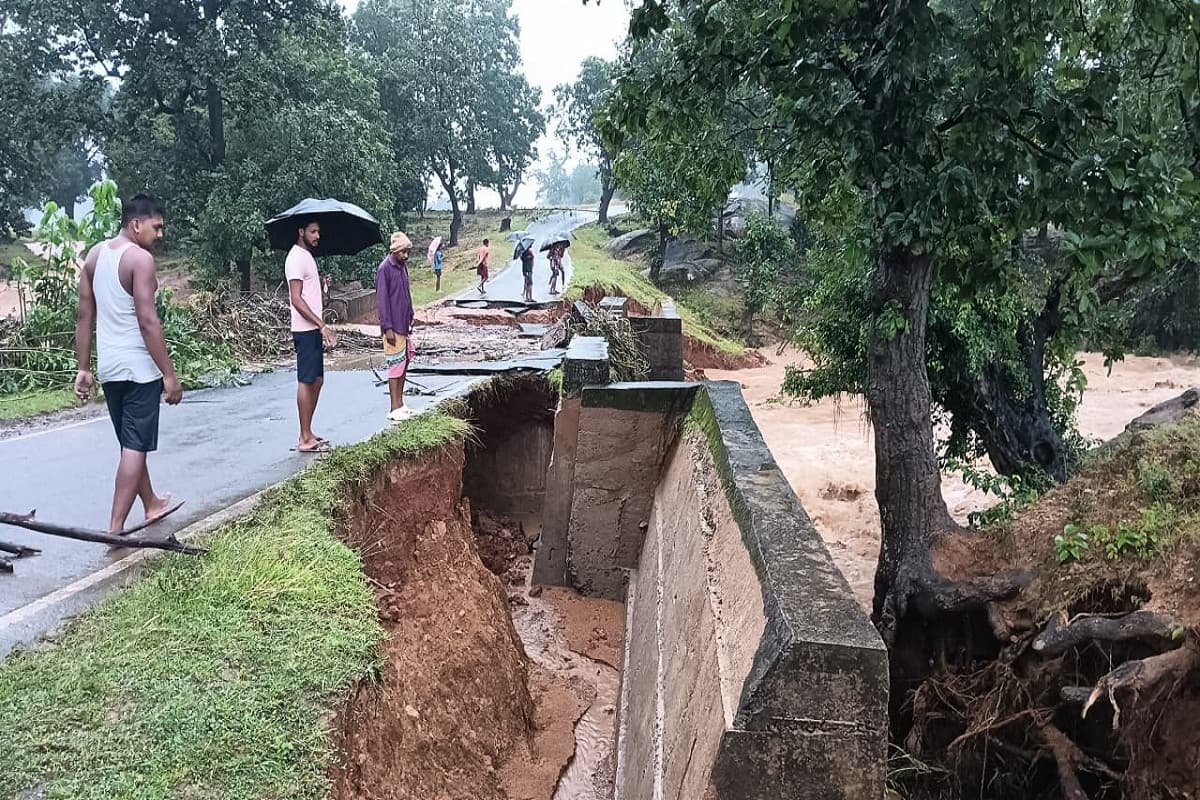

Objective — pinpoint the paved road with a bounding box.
[0,368,477,655]
[456,209,594,305]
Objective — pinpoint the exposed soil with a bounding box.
[472,511,623,800]
[328,440,618,800]
[330,445,543,800]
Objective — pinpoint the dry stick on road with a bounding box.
[0,505,207,556]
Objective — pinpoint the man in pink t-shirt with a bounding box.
[286,218,337,453]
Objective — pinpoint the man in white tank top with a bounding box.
[74,193,184,534]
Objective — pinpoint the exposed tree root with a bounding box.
[1032,610,1180,657]
[918,568,1035,614]
[1082,642,1200,730]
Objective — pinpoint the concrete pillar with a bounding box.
[534,336,611,586]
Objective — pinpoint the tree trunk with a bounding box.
[499,189,509,212]
[651,221,666,283]
[466,182,477,215]
[207,81,226,167]
[237,255,251,294]
[866,247,956,639]
[202,0,226,168]
[449,194,463,247]
[599,182,615,225]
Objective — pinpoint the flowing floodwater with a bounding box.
[507,555,621,800]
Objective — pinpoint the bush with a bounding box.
[1,182,237,396]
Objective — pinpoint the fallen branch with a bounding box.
[1033,610,1180,657]
[0,540,40,557]
[1083,642,1200,729]
[0,507,206,556]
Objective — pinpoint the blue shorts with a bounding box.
[293,330,324,384]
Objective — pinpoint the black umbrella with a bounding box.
[264,198,383,257]
[539,232,573,252]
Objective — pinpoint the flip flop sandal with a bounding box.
[293,441,333,453]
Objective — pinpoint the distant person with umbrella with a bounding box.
[515,237,535,303]
[547,240,566,295]
[428,236,444,292]
[377,232,417,422]
[265,198,383,453]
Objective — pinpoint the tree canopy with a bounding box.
[354,0,544,245]
[5,0,545,278]
[554,56,619,222]
[610,0,1200,639]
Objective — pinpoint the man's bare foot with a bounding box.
[297,437,332,453]
[144,494,179,525]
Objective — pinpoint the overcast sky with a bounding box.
[338,0,631,207]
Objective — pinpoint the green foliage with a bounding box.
[0,388,78,421]
[1137,459,1175,502]
[1,183,236,395]
[554,56,618,212]
[1054,523,1090,563]
[536,152,604,207]
[0,412,468,799]
[355,0,545,229]
[735,215,801,322]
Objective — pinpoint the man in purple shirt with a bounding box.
[376,232,416,422]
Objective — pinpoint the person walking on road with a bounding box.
[519,241,535,303]
[377,232,417,422]
[74,193,183,534]
[286,218,337,453]
[476,238,490,294]
[548,241,565,295]
[434,239,448,292]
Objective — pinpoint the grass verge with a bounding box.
[0,411,470,800]
[0,388,81,421]
[568,224,745,356]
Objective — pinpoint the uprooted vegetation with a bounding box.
[568,224,762,370]
[896,416,1200,799]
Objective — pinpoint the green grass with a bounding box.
[0,388,80,421]
[569,224,745,356]
[0,411,470,800]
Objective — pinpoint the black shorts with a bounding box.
[293,330,324,384]
[103,379,163,453]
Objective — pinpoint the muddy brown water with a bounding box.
[506,552,621,800]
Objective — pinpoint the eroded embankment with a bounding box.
[329,444,540,800]
[331,376,623,800]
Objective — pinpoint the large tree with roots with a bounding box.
[604,0,1200,650]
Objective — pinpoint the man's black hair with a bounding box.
[121,193,165,226]
[483,238,490,245]
[296,216,320,233]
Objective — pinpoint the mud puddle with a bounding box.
[484,515,623,800]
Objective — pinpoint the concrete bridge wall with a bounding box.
[536,376,888,799]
